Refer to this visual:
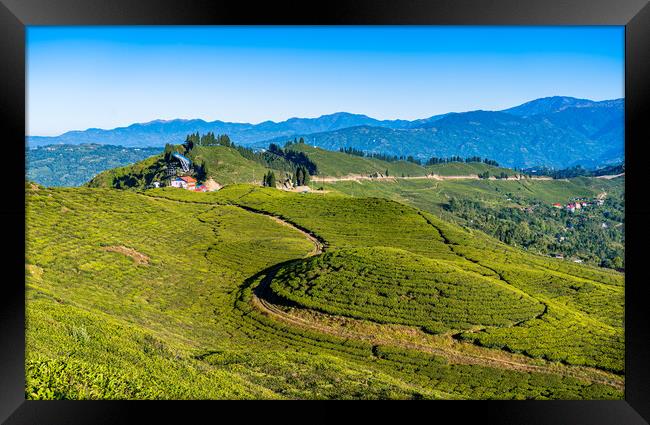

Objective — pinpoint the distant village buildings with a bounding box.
[549,195,612,264]
[556,197,604,213]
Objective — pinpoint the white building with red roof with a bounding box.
[171,176,197,190]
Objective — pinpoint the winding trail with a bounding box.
[244,208,623,392]
[137,191,623,391]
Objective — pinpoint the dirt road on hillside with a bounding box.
[313,173,553,183]
[243,210,623,392]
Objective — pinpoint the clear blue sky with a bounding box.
[27,26,624,136]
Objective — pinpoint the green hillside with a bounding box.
[26,183,624,399]
[269,246,545,332]
[316,176,624,269]
[317,176,610,207]
[85,154,166,189]
[85,137,521,190]
[87,145,282,188]
[189,145,271,184]
[284,143,426,177]
[285,143,517,178]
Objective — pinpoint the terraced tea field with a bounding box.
[268,247,545,332]
[25,184,624,399]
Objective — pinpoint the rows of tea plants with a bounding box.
[268,247,545,333]
[213,185,461,261]
[26,184,624,399]
[428,217,624,372]
[227,272,622,399]
[216,187,624,374]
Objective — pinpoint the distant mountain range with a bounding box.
[27,96,624,168]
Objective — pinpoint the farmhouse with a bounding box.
[171,176,197,190]
[552,203,562,208]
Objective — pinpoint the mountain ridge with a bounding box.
[28,96,624,168]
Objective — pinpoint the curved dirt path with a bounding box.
[137,192,623,391]
[246,211,623,392]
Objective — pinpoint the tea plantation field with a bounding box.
[315,175,625,269]
[25,183,624,399]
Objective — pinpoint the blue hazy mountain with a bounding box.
[28,113,409,148]
[27,97,624,168]
[500,96,599,117]
[260,97,623,168]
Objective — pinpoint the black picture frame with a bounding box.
[2,0,649,423]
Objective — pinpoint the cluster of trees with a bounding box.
[194,160,207,181]
[184,132,232,149]
[426,156,500,167]
[268,143,318,175]
[262,170,276,187]
[339,147,365,157]
[163,143,183,162]
[337,147,421,164]
[284,137,306,146]
[336,147,502,168]
[293,165,310,186]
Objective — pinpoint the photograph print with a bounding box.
[25,26,625,400]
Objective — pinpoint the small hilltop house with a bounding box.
[171,176,197,190]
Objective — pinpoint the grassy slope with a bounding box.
[86,144,521,189]
[87,146,282,188]
[26,184,623,399]
[269,246,545,332]
[27,187,429,399]
[286,143,518,178]
[189,145,271,185]
[286,144,428,177]
[162,186,624,372]
[86,155,165,188]
[316,176,616,212]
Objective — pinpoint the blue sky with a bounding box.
[27,26,624,136]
